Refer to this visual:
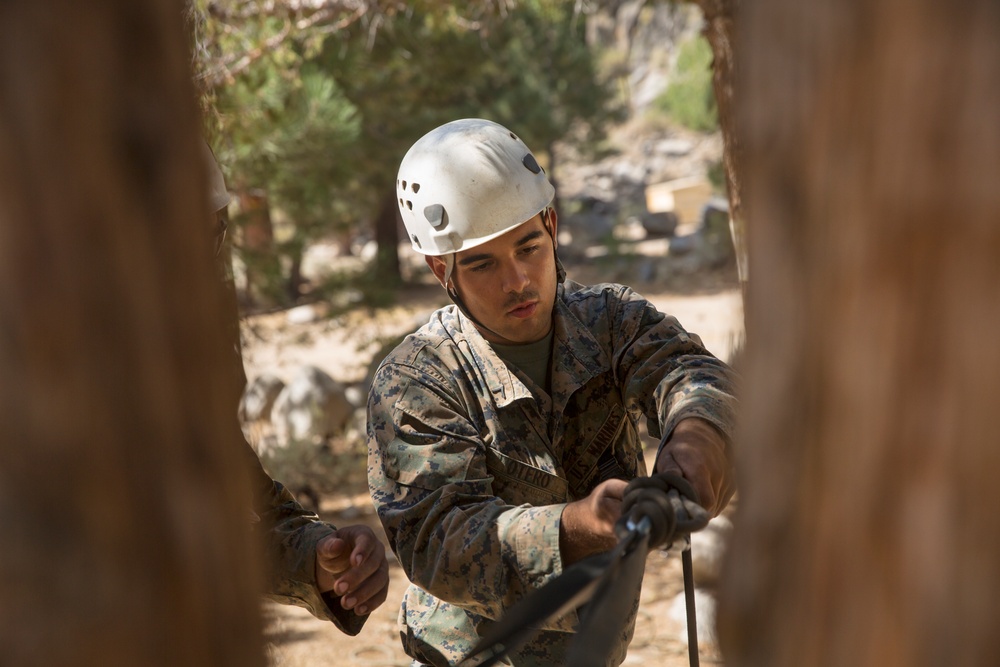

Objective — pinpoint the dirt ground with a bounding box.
[241,254,743,667]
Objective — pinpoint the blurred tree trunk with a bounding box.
[374,189,402,284]
[693,0,747,295]
[0,2,266,666]
[287,250,305,302]
[237,189,282,308]
[718,1,1000,666]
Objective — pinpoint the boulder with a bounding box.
[640,210,679,237]
[690,514,733,586]
[239,373,285,424]
[270,365,354,448]
[561,196,619,247]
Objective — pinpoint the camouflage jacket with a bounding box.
[367,280,737,666]
[244,445,369,635]
[218,224,367,633]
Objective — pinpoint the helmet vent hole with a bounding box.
[412,235,421,248]
[412,183,421,193]
[509,132,517,140]
[399,197,404,207]
[522,154,541,174]
[424,203,448,230]
[406,200,413,210]
[402,180,408,190]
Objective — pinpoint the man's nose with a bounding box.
[501,261,530,293]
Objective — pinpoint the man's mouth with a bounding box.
[508,301,538,319]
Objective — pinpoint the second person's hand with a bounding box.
[315,525,390,616]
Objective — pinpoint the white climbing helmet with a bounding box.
[396,118,555,258]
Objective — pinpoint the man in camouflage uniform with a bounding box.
[366,120,737,665]
[205,143,389,633]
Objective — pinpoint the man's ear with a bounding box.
[426,255,448,288]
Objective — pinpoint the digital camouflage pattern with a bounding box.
[213,176,366,634]
[245,447,369,635]
[225,262,367,635]
[367,279,738,666]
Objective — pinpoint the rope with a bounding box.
[461,472,712,667]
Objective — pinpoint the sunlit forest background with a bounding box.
[189,0,729,312]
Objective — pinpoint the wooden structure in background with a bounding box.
[645,176,714,226]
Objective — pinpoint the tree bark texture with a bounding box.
[0,2,266,665]
[718,1,1000,666]
[694,0,746,287]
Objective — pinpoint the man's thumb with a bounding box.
[317,535,348,563]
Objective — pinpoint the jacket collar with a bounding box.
[447,283,610,408]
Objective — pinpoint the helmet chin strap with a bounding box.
[446,276,512,343]
[434,248,494,336]
[541,206,567,284]
[440,254,456,288]
[441,207,563,342]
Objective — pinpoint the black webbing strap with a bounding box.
[460,473,710,667]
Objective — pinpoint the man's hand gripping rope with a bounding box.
[460,472,710,667]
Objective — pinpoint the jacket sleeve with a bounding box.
[243,444,370,635]
[222,262,368,635]
[609,285,739,452]
[366,362,573,630]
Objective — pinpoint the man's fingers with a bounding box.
[341,560,390,615]
[347,529,377,568]
[332,529,387,597]
[656,449,718,515]
[334,549,382,595]
[316,536,351,572]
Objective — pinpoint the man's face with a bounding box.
[431,212,559,345]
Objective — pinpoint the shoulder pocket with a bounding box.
[385,437,476,489]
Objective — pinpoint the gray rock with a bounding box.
[656,138,695,157]
[668,233,699,256]
[667,588,717,648]
[271,365,353,448]
[239,373,285,423]
[690,514,733,586]
[640,210,679,237]
[698,197,736,268]
[665,198,736,273]
[562,197,619,246]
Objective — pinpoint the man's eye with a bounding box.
[520,245,540,256]
[470,262,492,272]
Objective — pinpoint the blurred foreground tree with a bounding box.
[719,1,1000,666]
[0,1,264,665]
[687,0,746,298]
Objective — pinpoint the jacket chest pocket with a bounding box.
[484,448,568,506]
